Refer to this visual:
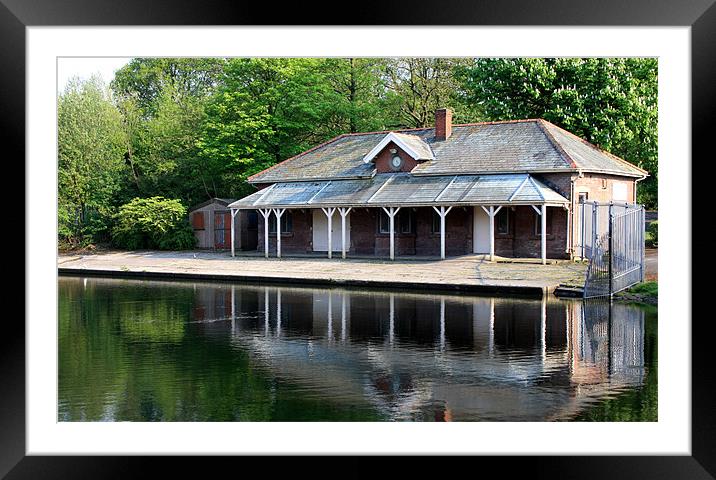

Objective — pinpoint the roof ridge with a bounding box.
[535,119,578,169]
[346,118,545,137]
[541,120,649,176]
[343,126,433,137]
[450,118,542,128]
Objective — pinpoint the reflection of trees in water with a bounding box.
[58,277,654,421]
[59,278,279,421]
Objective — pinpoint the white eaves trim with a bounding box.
[361,132,435,164]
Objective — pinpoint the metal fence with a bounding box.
[580,201,645,298]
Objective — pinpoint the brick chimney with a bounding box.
[435,108,453,140]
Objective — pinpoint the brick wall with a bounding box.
[495,205,569,259]
[349,208,377,254]
[574,173,637,203]
[414,207,472,256]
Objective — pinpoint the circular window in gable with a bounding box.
[390,155,404,171]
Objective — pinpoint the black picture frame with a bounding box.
[4,0,710,476]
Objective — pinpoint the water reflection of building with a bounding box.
[190,283,646,421]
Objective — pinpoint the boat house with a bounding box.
[228,109,647,263]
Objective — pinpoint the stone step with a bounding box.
[553,284,584,297]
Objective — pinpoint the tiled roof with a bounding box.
[229,173,569,209]
[248,119,647,184]
[188,197,237,212]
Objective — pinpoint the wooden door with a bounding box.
[214,211,231,249]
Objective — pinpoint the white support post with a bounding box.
[541,204,547,265]
[481,205,502,262]
[273,208,285,258]
[432,206,453,260]
[488,205,494,261]
[259,208,272,259]
[338,207,352,259]
[230,209,238,257]
[382,206,401,260]
[321,207,336,259]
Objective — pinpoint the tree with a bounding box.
[58,76,127,246]
[322,58,394,133]
[381,58,481,128]
[456,58,658,207]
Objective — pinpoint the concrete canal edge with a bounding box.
[58,267,548,298]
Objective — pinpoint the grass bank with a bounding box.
[615,281,658,305]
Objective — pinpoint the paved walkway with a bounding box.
[58,250,587,294]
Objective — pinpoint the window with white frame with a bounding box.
[268,212,292,234]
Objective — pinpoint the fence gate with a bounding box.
[580,202,645,299]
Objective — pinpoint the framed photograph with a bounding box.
[5,0,710,476]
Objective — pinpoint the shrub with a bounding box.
[112,197,195,250]
[647,221,658,247]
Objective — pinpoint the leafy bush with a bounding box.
[112,197,195,250]
[647,221,658,247]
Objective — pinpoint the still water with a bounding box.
[58,276,657,422]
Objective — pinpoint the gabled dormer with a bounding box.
[362,131,435,173]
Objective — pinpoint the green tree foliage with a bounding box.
[58,76,127,246]
[196,58,366,198]
[112,58,224,117]
[456,58,658,208]
[112,197,195,250]
[112,58,225,206]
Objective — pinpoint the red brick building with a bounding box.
[229,109,648,263]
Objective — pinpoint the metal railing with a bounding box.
[581,201,645,299]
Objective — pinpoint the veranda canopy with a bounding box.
[228,173,569,211]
